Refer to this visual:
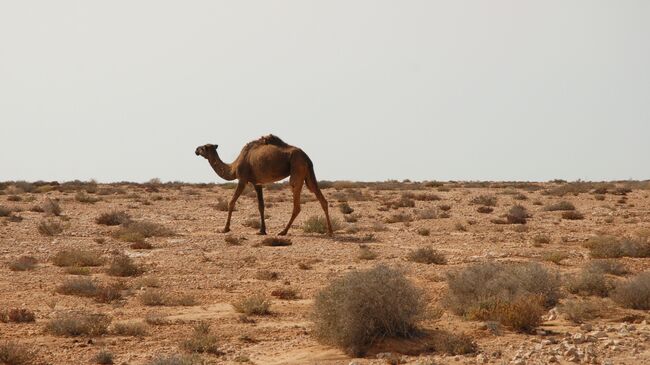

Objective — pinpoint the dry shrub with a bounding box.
[302,215,341,234]
[313,265,425,356]
[112,321,147,336]
[113,221,174,241]
[0,308,36,323]
[611,272,650,309]
[224,235,242,246]
[96,211,131,226]
[94,284,123,303]
[255,270,279,281]
[339,202,354,214]
[94,349,114,365]
[585,235,650,258]
[470,195,497,207]
[0,341,33,365]
[107,255,143,277]
[65,266,90,275]
[566,270,613,297]
[559,298,607,324]
[476,206,493,214]
[544,181,597,196]
[182,322,221,354]
[416,228,430,236]
[357,246,377,260]
[0,205,12,217]
[407,247,446,265]
[8,256,37,271]
[46,311,110,336]
[52,249,104,267]
[385,213,412,224]
[213,198,231,212]
[585,259,628,276]
[144,312,169,326]
[506,205,529,224]
[439,204,452,211]
[75,191,101,204]
[542,251,569,265]
[562,211,584,220]
[271,288,300,300]
[382,196,415,210]
[233,295,271,315]
[427,330,477,355]
[6,195,22,202]
[149,354,202,365]
[544,201,575,211]
[57,277,99,297]
[242,218,260,229]
[261,237,292,246]
[445,262,559,330]
[532,234,551,246]
[140,289,167,306]
[417,208,438,220]
[130,241,153,249]
[38,219,63,235]
[42,198,61,216]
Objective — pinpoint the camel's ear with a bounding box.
[214,144,218,149]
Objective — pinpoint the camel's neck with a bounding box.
[206,151,237,181]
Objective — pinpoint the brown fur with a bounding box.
[195,135,333,236]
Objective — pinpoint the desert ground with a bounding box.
[1,180,650,365]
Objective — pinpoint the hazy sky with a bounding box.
[1,1,649,183]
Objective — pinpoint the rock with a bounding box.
[476,354,488,363]
[511,359,525,365]
[376,352,392,359]
[572,333,585,344]
[589,330,608,338]
[348,362,361,365]
[580,323,593,332]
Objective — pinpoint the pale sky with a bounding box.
[1,1,649,183]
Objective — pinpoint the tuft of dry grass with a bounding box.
[357,245,377,260]
[445,262,559,331]
[611,272,650,309]
[584,235,650,258]
[302,216,341,234]
[140,289,196,307]
[233,295,271,316]
[0,341,34,365]
[312,264,426,356]
[544,201,575,211]
[113,221,174,242]
[271,288,300,300]
[182,322,221,355]
[261,237,292,247]
[148,354,202,365]
[476,206,493,214]
[506,205,529,224]
[38,219,63,236]
[46,311,111,337]
[339,202,354,214]
[57,277,99,297]
[585,259,628,276]
[427,330,477,355]
[112,322,147,337]
[532,234,551,246]
[42,198,61,216]
[566,270,613,297]
[8,256,38,271]
[542,251,569,265]
[0,308,36,323]
[107,255,143,277]
[255,270,279,281]
[559,298,607,324]
[75,191,101,204]
[96,211,131,226]
[562,211,585,220]
[52,249,104,267]
[94,284,123,303]
[225,235,242,246]
[94,349,115,364]
[470,195,497,207]
[407,247,446,265]
[385,213,412,224]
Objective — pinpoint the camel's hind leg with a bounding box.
[223,181,246,233]
[305,172,333,236]
[278,178,303,236]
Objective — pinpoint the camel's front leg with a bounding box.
[254,185,267,235]
[223,181,246,233]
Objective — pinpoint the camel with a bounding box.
[195,135,333,236]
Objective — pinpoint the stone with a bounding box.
[580,323,593,332]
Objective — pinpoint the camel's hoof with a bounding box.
[278,231,288,236]
[256,231,267,236]
[221,228,231,233]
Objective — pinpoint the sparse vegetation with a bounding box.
[312,264,425,356]
[407,247,446,265]
[94,349,115,364]
[52,249,104,267]
[339,202,354,214]
[385,213,412,223]
[38,219,63,235]
[113,220,174,241]
[302,215,340,233]
[8,256,37,271]
[96,211,131,226]
[566,269,613,297]
[584,235,650,258]
[506,205,529,224]
[427,330,477,355]
[357,246,377,260]
[112,321,147,336]
[271,288,300,300]
[46,311,110,336]
[107,255,143,277]
[0,341,33,365]
[182,322,221,355]
[233,295,271,316]
[416,228,430,236]
[42,198,61,216]
[255,270,279,281]
[562,210,584,220]
[57,277,99,297]
[225,235,242,246]
[532,234,551,246]
[542,251,569,265]
[75,191,101,204]
[0,308,36,323]
[585,259,628,276]
[611,272,650,309]
[445,262,559,332]
[559,298,607,324]
[476,206,493,214]
[470,195,497,207]
[544,201,575,211]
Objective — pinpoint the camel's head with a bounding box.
[195,144,217,158]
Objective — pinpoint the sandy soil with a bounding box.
[1,181,649,365]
